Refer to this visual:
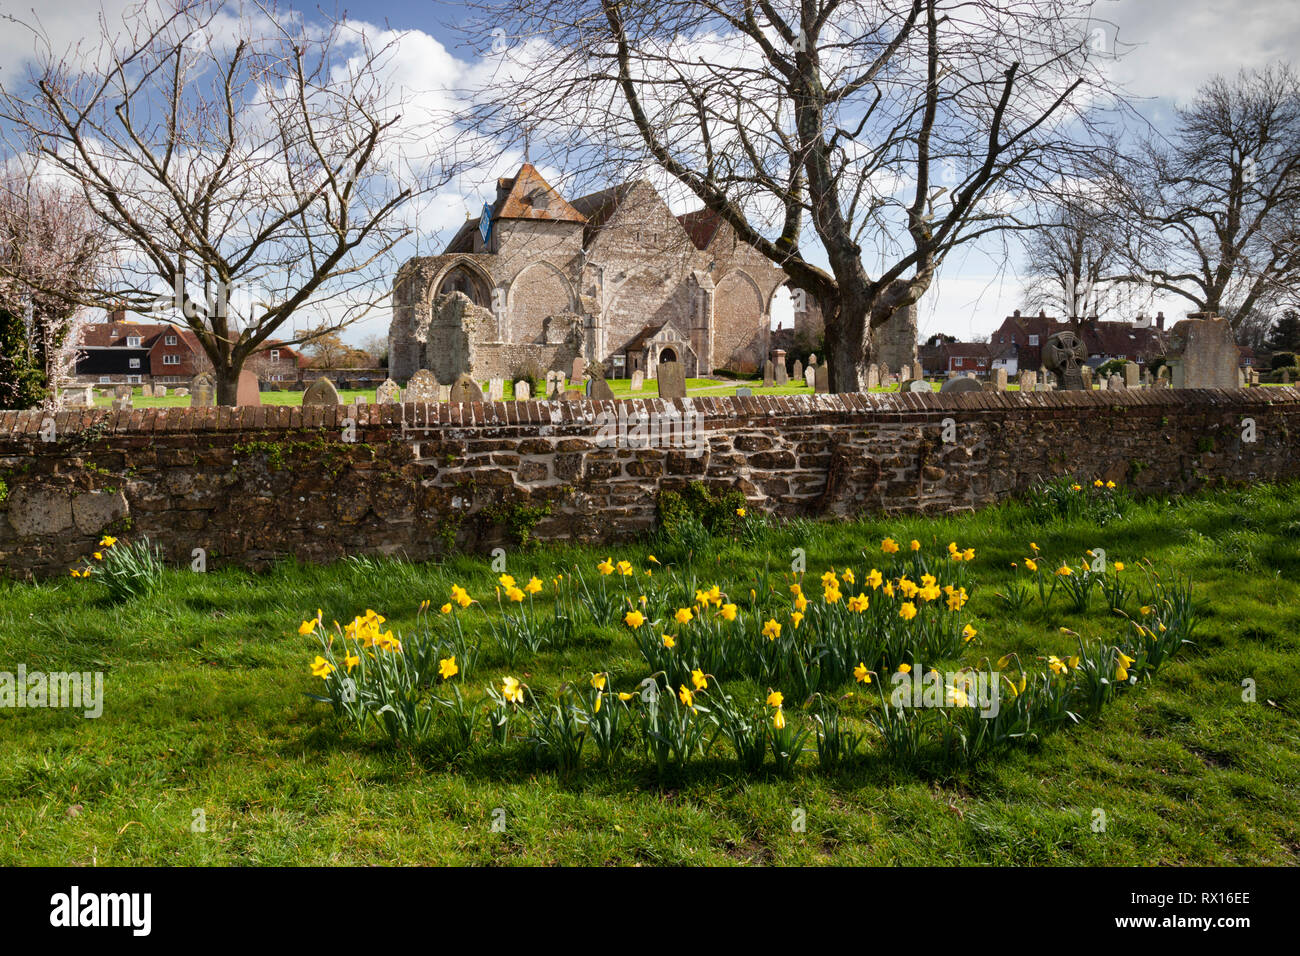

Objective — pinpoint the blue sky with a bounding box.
[2,0,1296,346]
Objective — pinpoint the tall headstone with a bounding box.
[1164,314,1239,389]
[514,380,531,401]
[376,379,401,404]
[656,361,688,399]
[589,376,616,401]
[1109,373,1123,391]
[762,360,775,388]
[546,370,565,398]
[236,369,261,406]
[807,353,817,367]
[488,377,504,401]
[792,359,803,383]
[912,361,924,381]
[866,365,880,390]
[773,350,789,385]
[111,395,132,412]
[571,357,586,384]
[190,373,214,407]
[813,365,829,394]
[1018,370,1036,391]
[405,369,438,403]
[994,368,1008,391]
[303,377,342,405]
[437,384,452,402]
[804,366,816,389]
[114,384,132,401]
[1043,330,1089,390]
[630,369,644,391]
[1124,361,1140,388]
[1282,370,1292,385]
[140,383,154,398]
[450,373,484,403]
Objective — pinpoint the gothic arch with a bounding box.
[712,268,765,372]
[506,261,577,344]
[430,257,494,310]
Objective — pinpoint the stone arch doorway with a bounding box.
[659,346,678,364]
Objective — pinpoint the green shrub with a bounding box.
[1270,351,1295,370]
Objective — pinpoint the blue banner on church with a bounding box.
[479,203,493,244]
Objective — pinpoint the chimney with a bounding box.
[1156,311,1165,331]
[110,308,126,323]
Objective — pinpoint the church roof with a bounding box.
[570,182,638,246]
[676,207,724,251]
[492,164,587,223]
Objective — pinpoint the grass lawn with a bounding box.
[0,481,1296,865]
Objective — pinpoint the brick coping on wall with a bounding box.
[5,387,1299,436]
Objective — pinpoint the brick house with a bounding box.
[75,311,305,387]
[990,310,1168,373]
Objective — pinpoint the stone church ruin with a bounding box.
[389,164,828,384]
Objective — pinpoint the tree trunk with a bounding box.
[823,294,872,393]
[215,364,242,406]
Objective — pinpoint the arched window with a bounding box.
[435,264,491,308]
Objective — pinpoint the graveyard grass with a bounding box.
[1,481,1297,866]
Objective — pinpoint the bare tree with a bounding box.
[0,170,107,404]
[0,0,454,404]
[1114,65,1300,329]
[463,0,1119,390]
[1021,190,1130,318]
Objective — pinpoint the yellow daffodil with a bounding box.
[773,707,786,730]
[662,634,676,649]
[498,573,516,589]
[506,586,525,603]
[854,662,871,684]
[910,539,921,551]
[820,570,838,587]
[438,657,458,680]
[591,672,607,690]
[736,507,746,517]
[841,568,855,585]
[597,557,614,575]
[867,569,883,589]
[344,653,360,672]
[1056,565,1072,577]
[791,611,804,629]
[848,592,869,613]
[762,618,782,641]
[766,691,784,708]
[678,685,695,709]
[720,603,738,622]
[962,624,977,642]
[794,593,808,612]
[1047,655,1068,675]
[99,535,117,547]
[691,669,708,691]
[624,609,646,628]
[881,537,899,553]
[962,548,975,561]
[1113,561,1125,572]
[616,560,633,576]
[1094,479,1103,487]
[298,617,318,635]
[1106,480,1116,489]
[1024,558,1038,572]
[440,602,452,614]
[1116,652,1134,681]
[525,577,543,594]
[674,607,694,625]
[899,602,917,621]
[502,676,524,704]
[310,656,334,679]
[898,663,912,674]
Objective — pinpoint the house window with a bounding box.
[127,375,141,384]
[166,335,178,345]
[953,357,963,368]
[270,350,280,362]
[1028,335,1039,346]
[109,328,118,338]
[129,358,141,369]
[163,354,180,365]
[127,336,142,347]
[99,376,111,384]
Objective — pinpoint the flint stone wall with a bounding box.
[2,389,1299,578]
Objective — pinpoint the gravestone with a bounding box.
[303,377,342,405]
[905,379,931,393]
[236,369,261,406]
[1109,373,1123,391]
[114,384,132,401]
[173,388,189,398]
[571,357,586,384]
[762,360,775,388]
[866,365,880,390]
[773,350,789,386]
[450,373,484,403]
[1124,362,1140,388]
[994,368,1008,391]
[111,395,132,412]
[657,361,687,399]
[736,387,753,397]
[630,370,644,391]
[546,370,566,398]
[488,377,504,401]
[940,376,982,394]
[190,373,214,407]
[804,366,816,389]
[141,384,154,398]
[1043,330,1089,390]
[562,389,584,401]
[807,353,817,366]
[792,359,803,383]
[813,365,829,394]
[1164,314,1239,389]
[1080,366,1093,389]
[588,376,616,401]
[437,384,452,402]
[912,362,924,381]
[405,369,439,403]
[156,385,167,398]
[376,379,401,404]
[1283,370,1292,384]
[514,380,531,401]
[1018,370,1036,391]
[63,385,94,408]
